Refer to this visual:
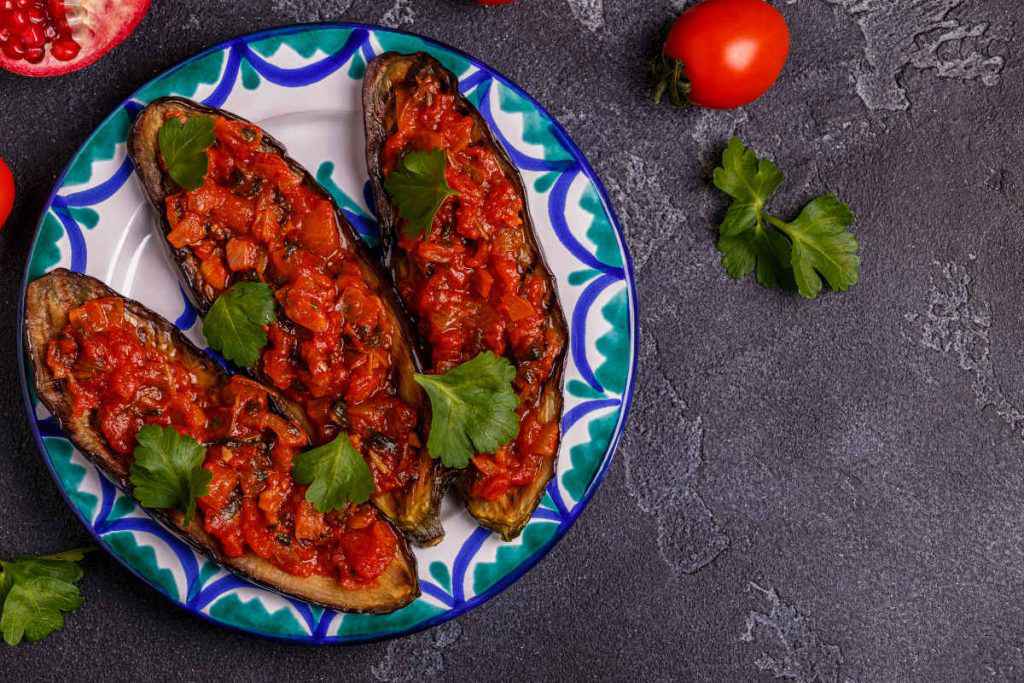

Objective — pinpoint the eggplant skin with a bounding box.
[128,96,448,547]
[362,53,569,542]
[24,269,419,614]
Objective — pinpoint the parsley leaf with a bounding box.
[713,137,792,290]
[383,149,459,237]
[716,221,795,291]
[0,548,92,646]
[292,433,375,513]
[414,352,519,469]
[712,137,860,299]
[769,195,860,299]
[129,425,211,526]
[158,115,215,191]
[714,136,785,236]
[202,282,276,368]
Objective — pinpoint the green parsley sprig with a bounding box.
[384,149,459,237]
[202,282,276,368]
[158,115,215,191]
[129,425,211,526]
[292,433,375,513]
[1,548,93,646]
[414,351,519,469]
[713,137,860,299]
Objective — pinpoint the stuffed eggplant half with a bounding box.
[363,53,568,541]
[25,269,418,613]
[128,97,447,546]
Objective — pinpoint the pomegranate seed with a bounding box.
[19,23,44,48]
[50,35,78,60]
[0,0,86,65]
[7,9,27,30]
[1,40,22,58]
[46,0,64,21]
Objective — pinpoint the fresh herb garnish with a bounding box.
[129,425,211,526]
[384,149,459,237]
[713,137,860,299]
[0,548,93,646]
[292,433,375,513]
[157,115,215,191]
[202,282,276,368]
[414,351,519,469]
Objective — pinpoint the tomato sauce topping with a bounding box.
[161,113,422,497]
[382,72,565,501]
[45,297,397,586]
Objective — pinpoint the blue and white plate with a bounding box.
[18,23,637,643]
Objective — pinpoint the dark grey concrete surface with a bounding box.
[1,0,1021,680]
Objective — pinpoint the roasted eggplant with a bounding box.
[363,53,568,541]
[25,269,418,613]
[128,97,447,546]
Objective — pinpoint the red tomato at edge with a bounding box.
[664,0,790,109]
[0,158,13,230]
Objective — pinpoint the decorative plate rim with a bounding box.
[16,21,639,644]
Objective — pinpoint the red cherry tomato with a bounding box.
[656,0,789,109]
[0,158,13,230]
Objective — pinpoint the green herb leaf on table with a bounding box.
[771,195,859,299]
[292,433,375,513]
[158,115,215,191]
[129,425,211,526]
[712,137,860,299]
[202,282,276,368]
[414,351,519,469]
[713,136,790,289]
[383,149,459,237]
[0,548,93,646]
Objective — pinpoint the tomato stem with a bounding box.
[650,54,692,107]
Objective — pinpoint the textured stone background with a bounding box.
[1,0,1021,680]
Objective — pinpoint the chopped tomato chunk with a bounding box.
[300,199,341,257]
[225,237,261,272]
[502,293,535,322]
[199,254,229,291]
[167,213,206,249]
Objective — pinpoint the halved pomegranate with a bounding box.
[0,0,150,77]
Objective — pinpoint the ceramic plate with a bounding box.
[18,23,637,643]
